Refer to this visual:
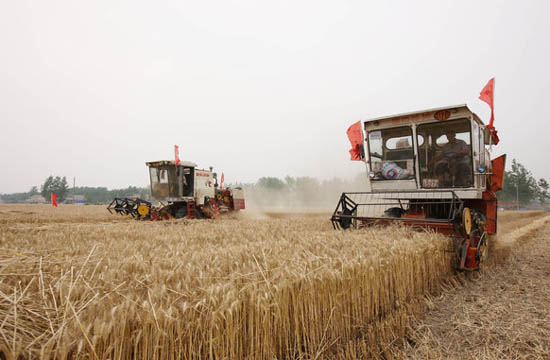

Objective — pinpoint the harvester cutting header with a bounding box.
[332,79,504,271]
[108,159,245,220]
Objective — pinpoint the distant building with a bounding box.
[65,195,86,204]
[26,194,46,204]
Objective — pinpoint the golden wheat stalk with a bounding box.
[0,204,546,359]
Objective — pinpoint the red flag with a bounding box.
[346,121,365,161]
[174,145,180,166]
[479,78,499,145]
[51,193,58,207]
[479,77,495,128]
[220,172,224,189]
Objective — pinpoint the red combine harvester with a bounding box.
[108,160,245,220]
[331,104,504,270]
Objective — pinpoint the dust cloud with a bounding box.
[237,174,369,217]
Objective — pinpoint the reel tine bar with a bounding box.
[331,190,463,230]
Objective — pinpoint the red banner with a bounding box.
[479,78,499,145]
[51,193,58,207]
[220,172,224,189]
[346,121,365,161]
[174,145,180,165]
[479,77,495,128]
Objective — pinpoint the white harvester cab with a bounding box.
[146,160,215,206]
[362,104,495,200]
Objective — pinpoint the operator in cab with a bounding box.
[434,130,472,187]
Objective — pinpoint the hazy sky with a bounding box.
[1,0,549,193]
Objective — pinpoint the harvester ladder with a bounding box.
[187,201,196,219]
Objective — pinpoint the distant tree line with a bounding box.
[499,159,549,207]
[1,164,548,208]
[69,186,151,204]
[236,175,368,209]
[0,189,37,203]
[1,173,363,208]
[0,175,150,204]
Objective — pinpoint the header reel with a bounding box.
[107,198,152,219]
[331,191,489,271]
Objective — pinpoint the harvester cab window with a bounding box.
[159,168,169,183]
[166,166,179,198]
[149,166,181,199]
[368,126,415,180]
[416,118,473,188]
[150,167,168,199]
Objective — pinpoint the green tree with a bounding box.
[56,176,69,201]
[500,159,538,206]
[293,176,321,207]
[65,185,151,204]
[537,178,549,206]
[41,176,69,202]
[257,177,286,191]
[0,191,30,202]
[40,176,54,201]
[284,176,296,191]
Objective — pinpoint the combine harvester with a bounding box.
[108,160,245,220]
[332,102,504,271]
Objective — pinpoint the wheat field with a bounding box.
[0,204,545,359]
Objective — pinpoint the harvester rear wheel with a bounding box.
[473,211,488,265]
[478,232,489,263]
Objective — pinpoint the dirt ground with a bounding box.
[395,218,550,359]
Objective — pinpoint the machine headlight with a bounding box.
[477,164,487,173]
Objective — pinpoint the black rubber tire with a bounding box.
[174,204,188,219]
